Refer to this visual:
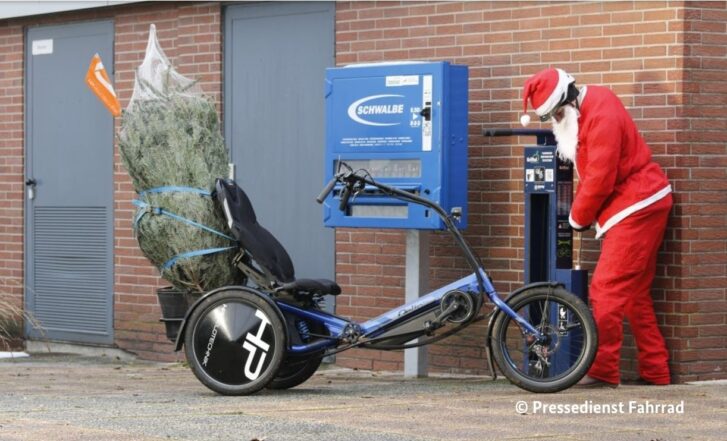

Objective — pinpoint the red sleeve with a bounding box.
[570,114,622,227]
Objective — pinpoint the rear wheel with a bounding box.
[267,353,324,390]
[491,286,597,393]
[184,288,286,395]
[267,310,328,390]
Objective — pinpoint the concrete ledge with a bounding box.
[686,379,727,386]
[25,340,137,362]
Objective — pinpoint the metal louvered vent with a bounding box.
[33,207,112,338]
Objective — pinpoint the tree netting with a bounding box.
[119,25,243,293]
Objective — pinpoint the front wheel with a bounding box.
[491,286,597,393]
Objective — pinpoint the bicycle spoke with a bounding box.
[538,296,550,331]
[501,299,588,381]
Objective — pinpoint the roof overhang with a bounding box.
[0,1,144,20]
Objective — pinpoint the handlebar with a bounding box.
[483,128,556,146]
[338,185,352,211]
[314,163,487,301]
[316,176,338,204]
[315,169,362,211]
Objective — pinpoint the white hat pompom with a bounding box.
[520,114,531,127]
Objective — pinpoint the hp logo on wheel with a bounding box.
[242,309,271,381]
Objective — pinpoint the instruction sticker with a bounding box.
[32,39,53,55]
[386,75,419,87]
[341,136,413,148]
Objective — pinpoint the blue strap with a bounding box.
[133,185,214,230]
[132,203,147,228]
[138,186,212,198]
[132,199,235,242]
[132,185,237,270]
[162,246,236,270]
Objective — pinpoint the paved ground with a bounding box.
[0,352,725,441]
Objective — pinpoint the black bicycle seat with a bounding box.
[215,178,340,297]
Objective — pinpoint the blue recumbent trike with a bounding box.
[172,163,597,394]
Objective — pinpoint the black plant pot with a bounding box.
[157,287,199,342]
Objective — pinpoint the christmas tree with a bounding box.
[118,25,243,293]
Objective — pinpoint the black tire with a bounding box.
[267,353,324,390]
[184,288,286,395]
[491,286,597,393]
[267,312,328,390]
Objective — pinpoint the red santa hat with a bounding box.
[520,68,575,127]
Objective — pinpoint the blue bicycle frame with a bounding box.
[279,269,541,356]
[278,275,486,354]
[277,169,544,357]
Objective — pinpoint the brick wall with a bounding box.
[334,1,726,382]
[675,2,727,380]
[0,2,222,360]
[0,22,24,311]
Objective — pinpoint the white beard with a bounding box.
[552,105,579,163]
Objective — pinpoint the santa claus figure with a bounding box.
[520,68,673,387]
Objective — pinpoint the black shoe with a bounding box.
[621,377,669,386]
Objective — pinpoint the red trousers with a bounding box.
[587,194,672,385]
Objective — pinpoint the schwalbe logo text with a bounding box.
[347,94,405,127]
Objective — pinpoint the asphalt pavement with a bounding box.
[0,351,725,441]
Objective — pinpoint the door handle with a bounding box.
[25,178,37,200]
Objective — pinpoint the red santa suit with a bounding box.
[521,69,672,385]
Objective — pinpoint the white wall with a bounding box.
[0,1,141,20]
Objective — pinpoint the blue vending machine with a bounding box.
[322,62,468,230]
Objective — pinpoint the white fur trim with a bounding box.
[520,114,531,127]
[578,85,588,106]
[594,185,672,239]
[569,213,586,230]
[535,68,574,116]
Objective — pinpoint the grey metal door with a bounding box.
[225,3,335,283]
[25,21,115,344]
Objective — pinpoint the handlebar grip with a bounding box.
[483,128,514,137]
[338,185,352,212]
[316,177,337,204]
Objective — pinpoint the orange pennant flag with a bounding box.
[85,53,121,117]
